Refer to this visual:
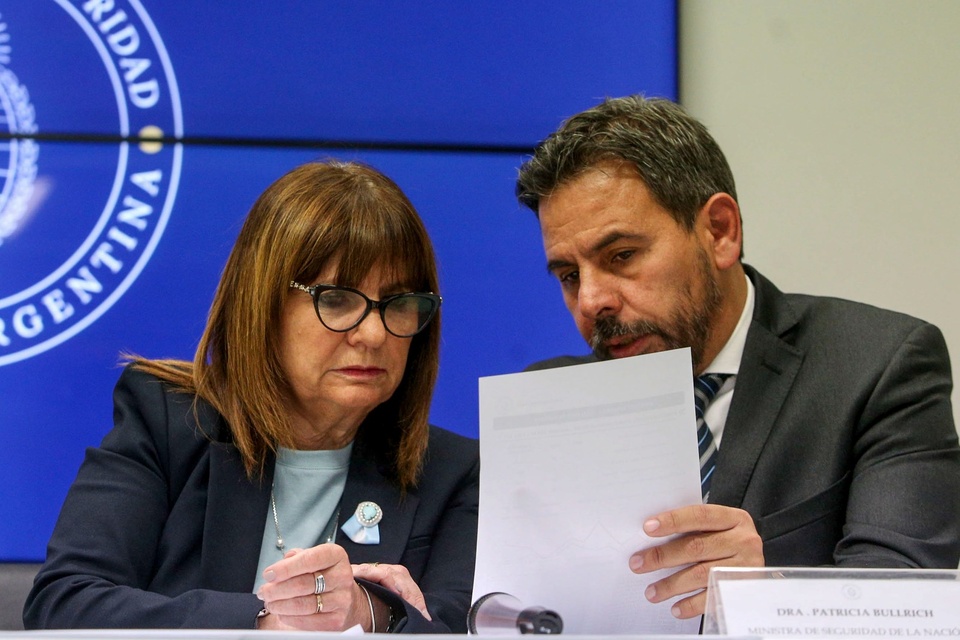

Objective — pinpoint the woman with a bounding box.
[23,161,479,632]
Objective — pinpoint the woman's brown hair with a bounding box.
[131,161,441,490]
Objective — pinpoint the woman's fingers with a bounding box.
[352,561,432,620]
[258,543,361,626]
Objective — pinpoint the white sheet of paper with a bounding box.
[473,348,702,635]
[716,577,960,637]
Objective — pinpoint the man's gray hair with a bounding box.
[516,95,737,230]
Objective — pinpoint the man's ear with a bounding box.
[698,193,742,269]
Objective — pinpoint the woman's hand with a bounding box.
[256,545,371,631]
[353,562,432,621]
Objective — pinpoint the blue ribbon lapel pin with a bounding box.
[341,501,382,544]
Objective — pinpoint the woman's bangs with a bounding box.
[335,209,433,292]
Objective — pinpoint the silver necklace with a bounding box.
[270,487,286,551]
[270,484,340,554]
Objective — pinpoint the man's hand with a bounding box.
[628,504,764,618]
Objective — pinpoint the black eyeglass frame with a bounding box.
[289,281,442,338]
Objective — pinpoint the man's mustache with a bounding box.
[590,316,670,352]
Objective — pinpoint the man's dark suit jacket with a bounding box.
[24,367,479,631]
[527,265,960,568]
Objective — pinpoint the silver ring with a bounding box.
[316,593,324,614]
[314,572,325,595]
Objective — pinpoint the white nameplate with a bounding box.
[715,576,960,637]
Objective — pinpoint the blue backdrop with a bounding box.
[0,0,677,560]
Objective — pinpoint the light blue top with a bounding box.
[252,443,353,592]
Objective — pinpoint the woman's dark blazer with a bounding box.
[24,367,480,632]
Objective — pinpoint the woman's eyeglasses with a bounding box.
[290,282,441,337]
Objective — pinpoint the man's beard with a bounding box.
[589,250,723,370]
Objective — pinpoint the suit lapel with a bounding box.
[201,441,274,592]
[335,448,418,565]
[711,267,804,508]
[198,430,417,585]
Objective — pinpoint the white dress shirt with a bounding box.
[700,273,755,447]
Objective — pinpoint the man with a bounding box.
[516,95,960,619]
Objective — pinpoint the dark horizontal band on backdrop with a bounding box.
[1,131,535,155]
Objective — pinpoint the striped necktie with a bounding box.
[695,373,732,502]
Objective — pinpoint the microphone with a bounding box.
[468,592,563,635]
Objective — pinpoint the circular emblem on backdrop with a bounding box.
[0,0,182,366]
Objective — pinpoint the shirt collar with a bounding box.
[702,272,754,376]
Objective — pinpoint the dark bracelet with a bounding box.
[385,606,399,633]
